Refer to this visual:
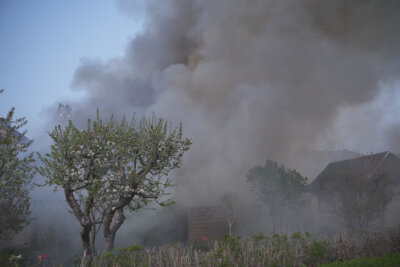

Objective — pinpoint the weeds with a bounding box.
[2,228,400,266]
[86,228,400,266]
[320,252,400,267]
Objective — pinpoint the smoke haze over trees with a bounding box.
[2,2,400,265]
[4,0,396,255]
[247,160,307,229]
[57,0,400,206]
[332,171,395,230]
[0,2,399,264]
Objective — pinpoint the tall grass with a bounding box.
[88,228,400,267]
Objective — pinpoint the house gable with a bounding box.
[308,151,400,194]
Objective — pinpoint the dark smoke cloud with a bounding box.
[66,0,400,206]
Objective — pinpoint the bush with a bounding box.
[0,249,26,267]
[319,253,400,267]
[94,244,144,267]
[54,228,400,266]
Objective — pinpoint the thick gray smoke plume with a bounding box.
[67,0,400,206]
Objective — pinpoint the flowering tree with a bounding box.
[247,160,307,230]
[37,112,191,260]
[0,90,35,241]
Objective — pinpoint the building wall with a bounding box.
[188,206,228,241]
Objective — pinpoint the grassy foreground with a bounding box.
[2,228,400,266]
[320,252,400,267]
[91,228,400,267]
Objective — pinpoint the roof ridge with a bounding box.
[326,151,392,166]
[367,151,390,178]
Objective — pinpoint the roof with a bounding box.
[0,117,31,144]
[13,129,31,145]
[308,151,400,193]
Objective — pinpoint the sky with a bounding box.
[0,0,143,138]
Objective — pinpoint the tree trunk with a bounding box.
[378,209,386,228]
[105,232,116,252]
[81,224,94,262]
[103,208,126,252]
[64,188,95,261]
[228,220,233,236]
[272,215,276,233]
[91,224,97,257]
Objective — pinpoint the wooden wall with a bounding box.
[188,206,228,241]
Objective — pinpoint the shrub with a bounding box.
[62,228,400,266]
[319,252,400,267]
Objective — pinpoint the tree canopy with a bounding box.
[37,112,191,259]
[247,160,307,226]
[332,170,395,230]
[0,90,35,240]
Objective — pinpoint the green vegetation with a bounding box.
[332,170,395,230]
[85,229,398,266]
[69,228,400,266]
[1,228,399,266]
[320,253,400,267]
[247,160,307,228]
[37,111,191,260]
[0,90,35,241]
